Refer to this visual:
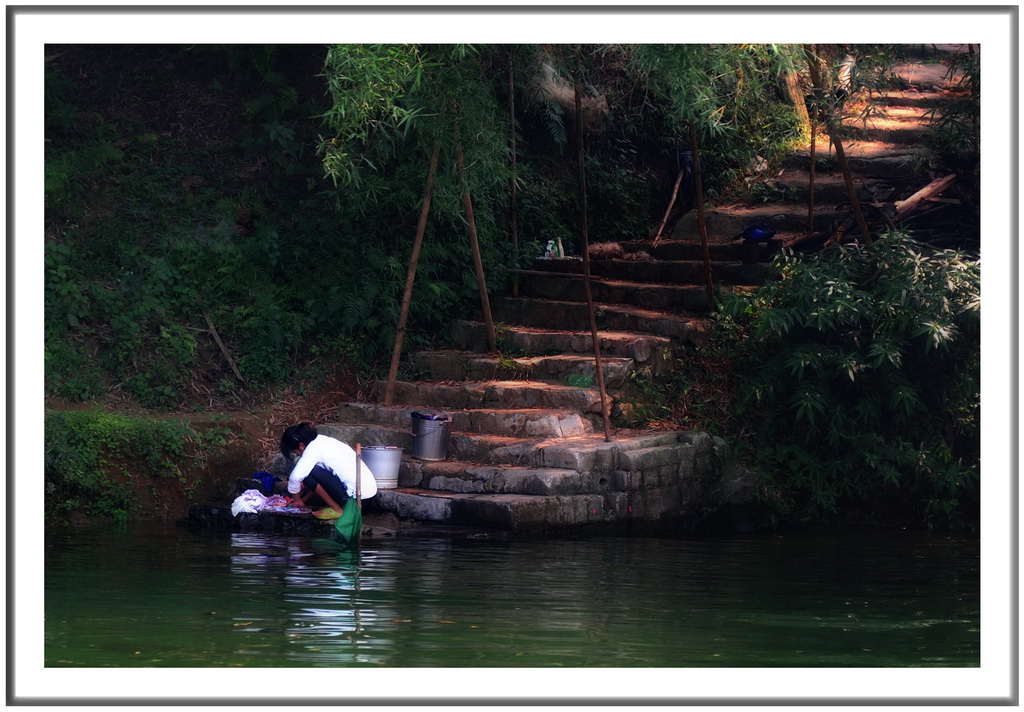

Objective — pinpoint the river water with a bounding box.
[44,522,979,677]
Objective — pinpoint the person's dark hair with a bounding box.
[280,422,318,454]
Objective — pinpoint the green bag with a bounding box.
[334,497,362,547]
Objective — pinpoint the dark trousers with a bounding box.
[301,465,350,507]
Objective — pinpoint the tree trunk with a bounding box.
[782,68,812,135]
[832,136,873,246]
[803,45,872,247]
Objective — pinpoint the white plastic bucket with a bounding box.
[360,446,403,489]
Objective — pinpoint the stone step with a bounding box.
[871,90,955,109]
[784,141,937,177]
[410,350,637,389]
[373,429,726,530]
[452,320,678,364]
[840,122,932,146]
[401,460,598,496]
[451,321,680,378]
[520,274,715,313]
[671,204,849,241]
[584,240,756,262]
[889,60,967,91]
[529,256,771,286]
[321,424,700,477]
[320,422,545,465]
[492,297,710,345]
[335,401,594,438]
[761,171,892,204]
[375,488,620,531]
[628,239,782,265]
[400,437,712,492]
[364,379,607,414]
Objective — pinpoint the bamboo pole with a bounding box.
[575,63,612,442]
[355,442,362,547]
[689,122,714,312]
[455,140,498,354]
[807,118,817,232]
[508,58,520,297]
[383,141,441,406]
[832,136,873,246]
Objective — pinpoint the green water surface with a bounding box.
[44,524,979,669]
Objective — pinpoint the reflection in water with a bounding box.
[45,525,979,668]
[228,533,391,665]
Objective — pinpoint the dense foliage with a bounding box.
[44,44,809,407]
[44,410,232,523]
[715,233,980,529]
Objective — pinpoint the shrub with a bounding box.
[43,410,217,524]
[715,232,980,529]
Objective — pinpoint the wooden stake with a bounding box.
[575,60,612,442]
[202,307,245,384]
[355,442,362,546]
[652,164,686,246]
[689,122,714,312]
[508,58,520,298]
[380,143,436,405]
[455,141,498,354]
[384,141,441,406]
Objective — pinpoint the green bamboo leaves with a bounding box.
[318,44,432,187]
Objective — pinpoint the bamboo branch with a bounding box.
[384,140,441,406]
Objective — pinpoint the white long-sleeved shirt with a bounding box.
[286,434,377,499]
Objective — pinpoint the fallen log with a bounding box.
[894,174,957,217]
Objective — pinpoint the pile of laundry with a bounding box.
[230,489,311,517]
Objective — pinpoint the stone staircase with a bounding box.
[317,45,973,534]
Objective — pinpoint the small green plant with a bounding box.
[565,373,594,388]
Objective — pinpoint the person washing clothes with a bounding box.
[279,422,377,518]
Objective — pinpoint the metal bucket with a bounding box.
[410,412,452,461]
[360,446,402,489]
